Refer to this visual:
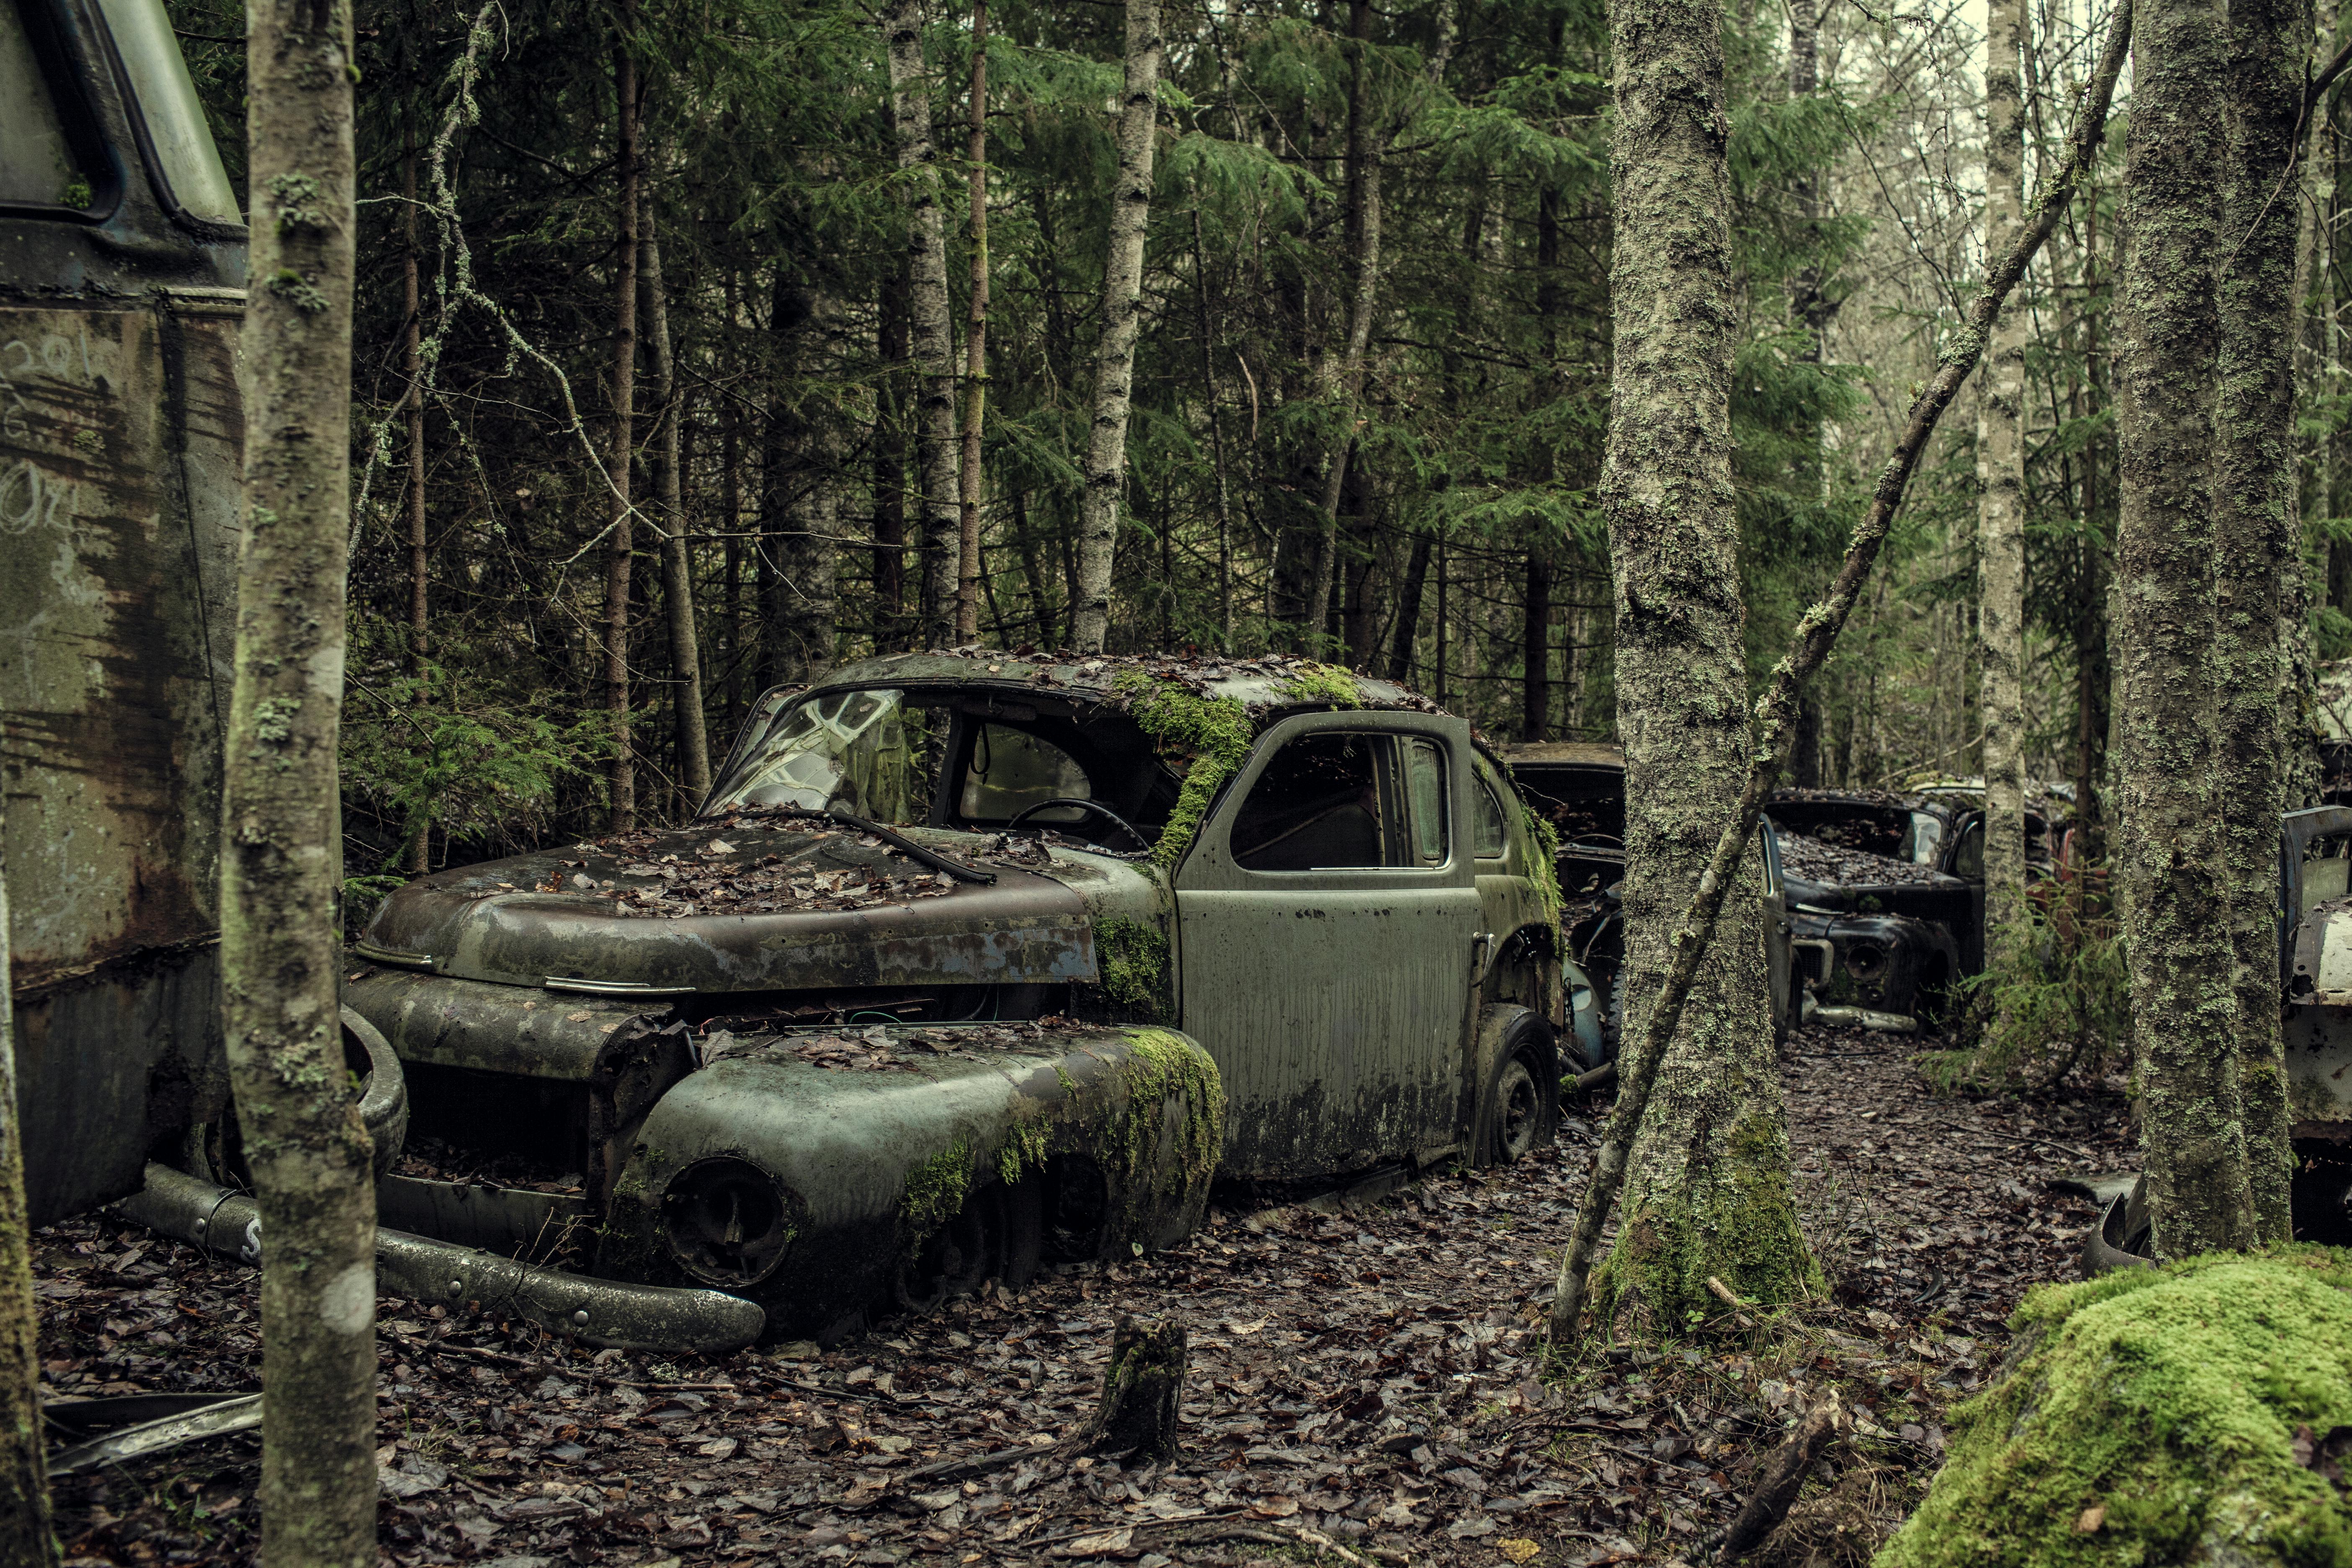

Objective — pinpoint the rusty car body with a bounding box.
[2,0,248,1225]
[330,653,1583,1343]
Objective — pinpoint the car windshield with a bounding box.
[704,688,945,822]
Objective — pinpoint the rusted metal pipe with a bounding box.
[114,1163,766,1355]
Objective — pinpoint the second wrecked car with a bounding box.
[186,653,1581,1346]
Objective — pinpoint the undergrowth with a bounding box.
[1925,856,2128,1093]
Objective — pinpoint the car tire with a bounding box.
[1481,1010,1558,1165]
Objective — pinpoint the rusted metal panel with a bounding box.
[2,297,241,1224]
[362,820,1100,994]
[1174,710,1482,1179]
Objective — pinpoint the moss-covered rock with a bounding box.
[1875,1248,2352,1568]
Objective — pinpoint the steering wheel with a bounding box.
[1007,798,1150,853]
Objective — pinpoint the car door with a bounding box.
[1174,711,1483,1180]
[1759,818,1793,1034]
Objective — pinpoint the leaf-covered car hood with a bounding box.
[358,813,1117,993]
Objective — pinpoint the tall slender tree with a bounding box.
[1583,0,1813,1333]
[605,0,642,833]
[0,805,55,1568]
[1071,0,1165,652]
[230,0,376,1552]
[957,0,991,642]
[640,205,711,807]
[1303,0,1387,642]
[1977,0,2029,972]
[885,0,962,648]
[401,144,431,874]
[2213,0,2307,1243]
[2115,0,2257,1257]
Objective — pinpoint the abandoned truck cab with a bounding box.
[343,653,1577,1341]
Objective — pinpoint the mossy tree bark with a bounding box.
[1070,0,1163,652]
[232,0,378,1553]
[0,812,57,1568]
[885,0,964,650]
[638,204,711,810]
[1080,1315,1187,1463]
[2114,0,2257,1258]
[603,2,640,834]
[2214,0,2307,1244]
[1586,0,1813,1336]
[1976,0,2028,981]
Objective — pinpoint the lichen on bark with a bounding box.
[1587,0,1813,1335]
[228,0,380,1557]
[2113,0,2259,1257]
[2212,0,2304,1243]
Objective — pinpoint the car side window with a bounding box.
[1233,733,1393,872]
[1951,820,1985,881]
[960,724,1091,825]
[1473,776,1510,860]
[1401,738,1448,866]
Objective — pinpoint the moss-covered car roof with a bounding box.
[801,649,1445,722]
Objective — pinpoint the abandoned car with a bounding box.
[225,653,1586,1346]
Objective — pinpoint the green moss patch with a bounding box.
[1876,1248,2352,1568]
[899,1140,973,1244]
[1112,674,1255,870]
[1096,916,1173,1020]
[1117,1028,1229,1203]
[1589,1110,1821,1337]
[1279,661,1364,710]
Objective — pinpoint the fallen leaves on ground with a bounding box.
[36,1023,2125,1566]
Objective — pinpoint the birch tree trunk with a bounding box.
[604,7,640,833]
[2213,0,2306,1244]
[1977,0,2029,972]
[1070,0,1164,652]
[1587,0,1813,1334]
[232,0,376,1553]
[884,0,962,649]
[0,807,56,1568]
[1302,0,1383,642]
[639,205,711,807]
[2115,0,2257,1258]
[957,0,990,643]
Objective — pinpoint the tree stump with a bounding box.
[1080,1314,1188,1463]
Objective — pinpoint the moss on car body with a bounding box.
[1112,673,1256,870]
[1876,1248,2352,1568]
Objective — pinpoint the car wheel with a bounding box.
[1488,1053,1544,1163]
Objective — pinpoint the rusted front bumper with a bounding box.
[115,1163,766,1354]
[340,969,1223,1343]
[1787,908,1962,1028]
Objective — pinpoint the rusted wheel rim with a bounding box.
[1493,1056,1541,1163]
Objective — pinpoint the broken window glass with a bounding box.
[1473,777,1509,860]
[960,724,1092,826]
[703,688,943,823]
[1232,733,1392,872]
[1402,738,1448,865]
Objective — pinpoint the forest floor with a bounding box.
[34,1022,2131,1568]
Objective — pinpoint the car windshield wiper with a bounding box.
[823,809,998,885]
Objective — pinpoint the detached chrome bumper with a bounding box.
[115,1163,765,1356]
